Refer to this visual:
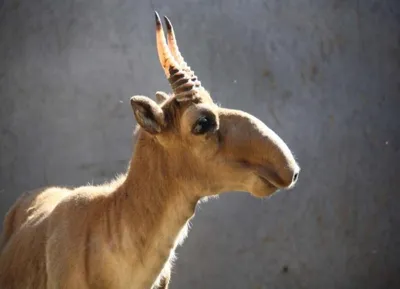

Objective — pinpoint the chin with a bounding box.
[249,178,280,198]
[250,188,279,198]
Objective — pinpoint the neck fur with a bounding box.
[111,130,202,269]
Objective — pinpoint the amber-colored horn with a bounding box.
[163,16,192,75]
[154,11,180,78]
[155,12,202,102]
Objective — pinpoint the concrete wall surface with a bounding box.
[0,0,399,288]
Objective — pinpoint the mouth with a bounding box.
[257,174,279,190]
[235,160,282,194]
[248,174,280,198]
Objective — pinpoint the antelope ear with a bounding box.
[155,91,169,104]
[130,95,166,135]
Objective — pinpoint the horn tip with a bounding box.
[163,16,172,31]
[154,11,161,26]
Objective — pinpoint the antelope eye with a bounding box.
[192,115,216,135]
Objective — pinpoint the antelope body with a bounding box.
[0,13,300,289]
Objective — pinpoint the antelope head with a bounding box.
[130,12,300,198]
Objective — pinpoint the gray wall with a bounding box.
[1,0,399,288]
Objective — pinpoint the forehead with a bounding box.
[161,88,214,110]
[161,91,217,126]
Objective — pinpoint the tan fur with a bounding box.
[0,17,300,289]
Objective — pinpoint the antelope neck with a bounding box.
[119,130,201,246]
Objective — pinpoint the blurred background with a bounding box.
[0,0,399,288]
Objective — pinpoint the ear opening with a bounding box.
[130,95,166,135]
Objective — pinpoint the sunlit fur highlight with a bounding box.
[0,14,300,289]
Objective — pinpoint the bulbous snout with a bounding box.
[257,128,300,190]
[253,144,300,190]
[218,108,300,193]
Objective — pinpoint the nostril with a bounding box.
[292,172,299,183]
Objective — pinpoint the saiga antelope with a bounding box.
[0,12,300,289]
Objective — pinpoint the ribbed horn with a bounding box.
[154,12,202,102]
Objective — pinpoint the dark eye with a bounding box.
[192,115,215,135]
